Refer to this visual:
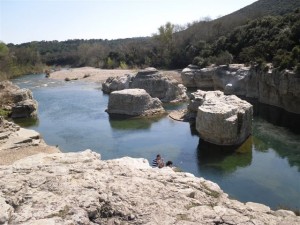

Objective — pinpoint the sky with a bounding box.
[0,0,258,44]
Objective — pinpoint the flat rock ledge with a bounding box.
[195,90,253,146]
[0,117,60,165]
[106,89,165,117]
[0,149,299,225]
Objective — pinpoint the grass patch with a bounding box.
[47,205,70,219]
[176,214,190,221]
[202,183,221,199]
[185,202,201,210]
[0,108,11,118]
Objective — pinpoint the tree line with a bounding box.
[0,7,299,81]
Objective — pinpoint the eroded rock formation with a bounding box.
[102,74,133,94]
[0,149,299,225]
[102,67,188,103]
[106,89,165,116]
[0,117,59,165]
[181,64,300,114]
[195,90,253,146]
[0,81,38,118]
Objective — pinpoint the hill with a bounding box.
[1,0,300,81]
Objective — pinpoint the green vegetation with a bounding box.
[0,108,11,118]
[1,0,299,81]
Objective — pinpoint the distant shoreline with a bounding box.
[49,67,182,83]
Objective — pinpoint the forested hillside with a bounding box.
[0,0,299,81]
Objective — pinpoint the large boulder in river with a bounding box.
[196,90,253,146]
[102,74,133,94]
[102,67,188,103]
[11,99,38,118]
[131,68,187,103]
[106,89,165,116]
[0,81,38,118]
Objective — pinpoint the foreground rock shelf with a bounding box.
[0,150,299,225]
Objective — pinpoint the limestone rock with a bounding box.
[181,65,216,88]
[102,67,188,103]
[106,89,165,116]
[0,150,299,225]
[102,74,133,94]
[0,117,59,165]
[181,64,300,114]
[11,99,38,118]
[131,67,188,103]
[196,91,253,145]
[0,81,38,118]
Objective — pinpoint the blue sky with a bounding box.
[0,0,257,44]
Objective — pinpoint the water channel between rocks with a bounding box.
[12,73,300,210]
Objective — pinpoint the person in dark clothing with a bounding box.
[166,161,173,167]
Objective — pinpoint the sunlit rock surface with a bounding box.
[106,88,165,116]
[181,64,300,114]
[195,90,253,145]
[0,81,38,118]
[102,67,188,103]
[0,150,299,224]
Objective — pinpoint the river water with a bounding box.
[12,74,300,210]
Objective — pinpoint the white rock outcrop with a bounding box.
[102,67,188,103]
[0,81,38,118]
[106,89,165,116]
[195,90,253,145]
[181,64,300,114]
[0,149,299,225]
[102,74,133,94]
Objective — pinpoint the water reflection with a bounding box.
[108,114,162,130]
[253,119,300,171]
[246,98,300,134]
[197,137,253,174]
[12,117,39,128]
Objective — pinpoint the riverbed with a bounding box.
[12,73,300,210]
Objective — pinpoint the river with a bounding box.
[12,73,300,211]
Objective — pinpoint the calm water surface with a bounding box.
[12,74,300,210]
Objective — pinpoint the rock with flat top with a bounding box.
[102,67,188,103]
[196,90,253,145]
[106,89,165,116]
[102,74,133,94]
[0,149,299,224]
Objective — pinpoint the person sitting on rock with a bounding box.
[166,161,173,167]
[152,154,164,168]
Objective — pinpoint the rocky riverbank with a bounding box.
[49,67,182,84]
[0,149,299,225]
[181,64,300,114]
[0,116,60,165]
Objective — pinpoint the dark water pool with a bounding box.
[12,74,300,210]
